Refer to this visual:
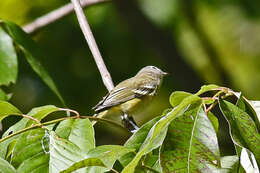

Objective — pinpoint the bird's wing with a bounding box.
[93,77,157,113]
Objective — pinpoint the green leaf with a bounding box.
[25,105,59,127]
[236,95,260,132]
[169,91,192,107]
[208,111,219,133]
[0,27,18,86]
[0,89,11,101]
[220,155,239,172]
[121,95,201,173]
[0,101,21,122]
[219,100,260,166]
[11,129,49,172]
[85,145,135,173]
[195,84,220,95]
[0,157,16,173]
[49,131,85,173]
[1,21,64,105]
[60,158,106,173]
[160,106,221,172]
[55,118,95,153]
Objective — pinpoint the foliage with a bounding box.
[0,6,260,173]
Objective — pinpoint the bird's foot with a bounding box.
[121,114,139,133]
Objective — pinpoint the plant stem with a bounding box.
[71,0,114,92]
[0,116,129,143]
[23,0,110,33]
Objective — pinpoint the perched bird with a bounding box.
[92,66,167,132]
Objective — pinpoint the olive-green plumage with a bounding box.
[92,66,167,131]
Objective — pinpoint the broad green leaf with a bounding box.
[219,100,260,166]
[55,119,95,153]
[49,131,85,173]
[26,105,59,127]
[85,145,135,173]
[208,111,219,133]
[60,158,106,173]
[0,27,17,86]
[220,155,239,172]
[195,84,220,95]
[0,157,16,173]
[236,95,260,132]
[11,128,49,173]
[121,95,201,173]
[0,101,21,122]
[160,107,221,172]
[169,91,192,107]
[120,115,163,167]
[1,21,64,105]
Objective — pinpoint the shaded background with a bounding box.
[1,0,260,155]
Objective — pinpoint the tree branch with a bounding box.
[71,0,114,91]
[23,0,110,34]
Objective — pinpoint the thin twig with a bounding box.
[0,115,129,143]
[71,0,114,91]
[23,0,110,33]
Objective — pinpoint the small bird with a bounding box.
[92,66,167,132]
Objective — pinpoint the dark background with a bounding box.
[1,0,260,155]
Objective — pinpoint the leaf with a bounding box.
[236,95,260,132]
[160,106,221,172]
[11,128,49,172]
[0,157,16,173]
[0,101,21,122]
[195,84,220,95]
[207,111,219,133]
[49,131,85,173]
[85,145,135,173]
[240,148,259,173]
[169,91,192,107]
[220,155,239,172]
[25,105,59,127]
[1,21,64,105]
[219,100,260,166]
[55,118,95,153]
[0,27,18,86]
[0,89,11,101]
[121,95,201,173]
[60,158,106,173]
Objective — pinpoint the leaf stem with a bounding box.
[0,115,129,143]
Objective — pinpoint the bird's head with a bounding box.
[137,66,168,78]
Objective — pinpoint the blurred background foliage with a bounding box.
[0,0,260,152]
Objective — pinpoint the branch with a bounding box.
[23,0,110,34]
[71,0,114,91]
[0,115,129,143]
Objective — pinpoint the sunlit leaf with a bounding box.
[160,106,221,172]
[25,105,59,127]
[121,95,201,173]
[219,100,260,166]
[0,101,21,122]
[85,145,135,173]
[236,95,260,132]
[208,111,219,133]
[0,27,17,86]
[60,158,106,173]
[49,131,85,173]
[169,91,192,107]
[1,21,64,105]
[11,128,49,172]
[55,118,95,153]
[0,157,16,173]
[195,84,220,95]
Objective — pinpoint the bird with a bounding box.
[92,66,167,132]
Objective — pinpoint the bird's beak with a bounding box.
[162,71,168,76]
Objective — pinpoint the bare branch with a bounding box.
[23,0,109,34]
[71,0,114,91]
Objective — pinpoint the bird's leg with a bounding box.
[121,113,139,133]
